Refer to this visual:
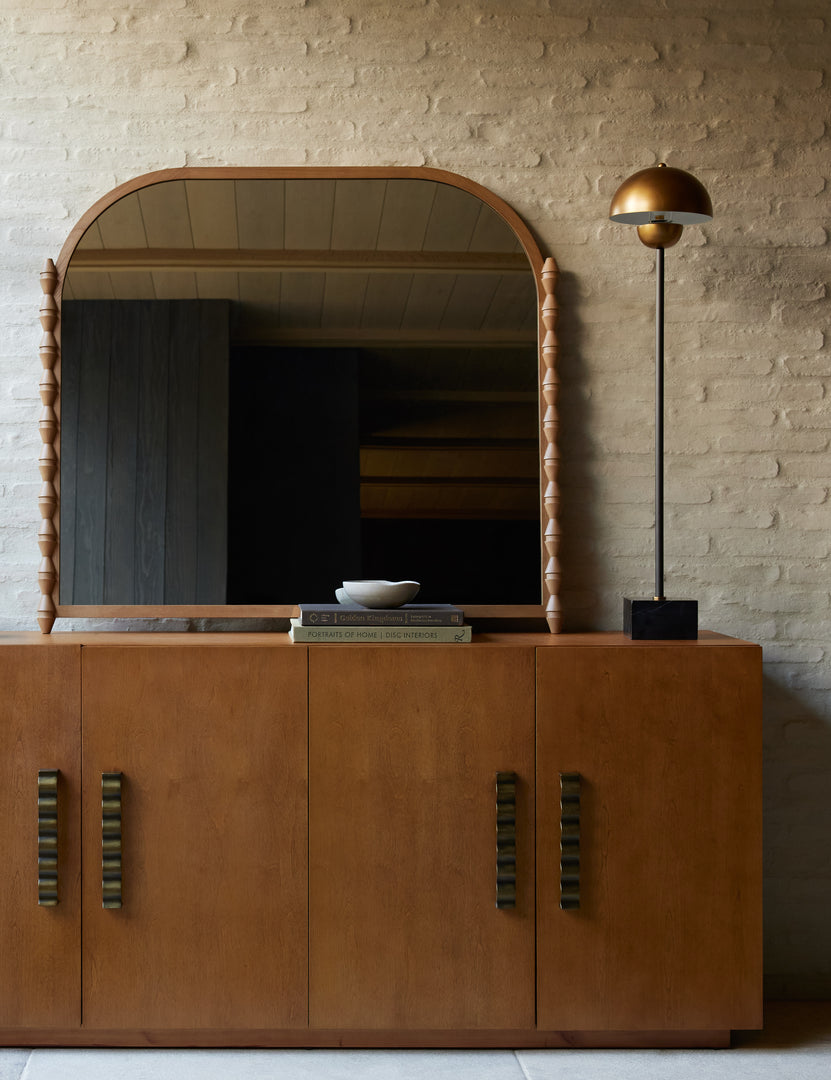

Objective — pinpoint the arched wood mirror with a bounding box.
[37,167,559,633]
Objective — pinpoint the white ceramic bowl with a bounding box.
[342,579,420,609]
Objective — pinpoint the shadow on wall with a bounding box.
[553,269,606,632]
[762,673,831,1000]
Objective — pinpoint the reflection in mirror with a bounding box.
[58,176,541,609]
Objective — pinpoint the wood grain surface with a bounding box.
[0,646,81,1027]
[536,643,763,1031]
[309,643,536,1030]
[0,632,762,1043]
[81,645,308,1029]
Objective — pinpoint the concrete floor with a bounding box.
[2,1004,829,1079]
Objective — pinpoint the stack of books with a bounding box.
[289,603,471,643]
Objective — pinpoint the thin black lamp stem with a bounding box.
[654,246,665,601]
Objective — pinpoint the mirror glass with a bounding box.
[59,176,541,609]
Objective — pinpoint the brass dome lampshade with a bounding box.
[609,163,713,639]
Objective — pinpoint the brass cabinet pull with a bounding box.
[102,772,123,909]
[559,772,581,910]
[496,771,518,909]
[37,769,59,906]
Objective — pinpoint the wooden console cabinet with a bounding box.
[0,631,762,1047]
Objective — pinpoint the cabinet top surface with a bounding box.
[0,630,758,648]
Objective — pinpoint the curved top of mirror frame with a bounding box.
[36,166,560,634]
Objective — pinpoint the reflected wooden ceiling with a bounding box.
[64,178,538,346]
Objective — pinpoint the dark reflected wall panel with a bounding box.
[360,518,542,605]
[60,300,230,605]
[227,347,362,603]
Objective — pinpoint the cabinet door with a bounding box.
[81,645,308,1030]
[0,645,81,1028]
[537,644,762,1032]
[309,644,535,1031]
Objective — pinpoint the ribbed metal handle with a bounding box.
[102,772,123,909]
[37,769,59,906]
[496,771,517,909]
[559,772,581,910]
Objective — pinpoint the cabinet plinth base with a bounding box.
[0,1027,735,1049]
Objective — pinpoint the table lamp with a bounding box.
[609,163,713,639]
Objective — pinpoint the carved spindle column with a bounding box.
[37,259,59,634]
[540,257,561,633]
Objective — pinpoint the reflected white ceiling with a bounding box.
[64,178,538,346]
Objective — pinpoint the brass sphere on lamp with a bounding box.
[609,163,713,640]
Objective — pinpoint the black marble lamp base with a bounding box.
[623,598,698,640]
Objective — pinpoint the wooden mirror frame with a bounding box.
[36,166,560,634]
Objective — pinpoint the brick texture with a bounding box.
[0,0,829,998]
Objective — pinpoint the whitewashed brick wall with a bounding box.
[1,0,828,998]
